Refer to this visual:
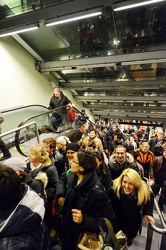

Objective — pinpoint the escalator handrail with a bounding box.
[143,177,166,229]
[149,221,166,234]
[16,106,68,127]
[0,121,40,158]
[14,105,95,156]
[14,105,69,156]
[1,104,48,114]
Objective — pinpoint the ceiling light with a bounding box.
[0,24,39,37]
[114,0,166,11]
[45,9,102,26]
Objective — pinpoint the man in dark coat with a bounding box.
[109,145,142,180]
[48,88,71,131]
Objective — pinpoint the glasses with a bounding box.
[72,159,79,164]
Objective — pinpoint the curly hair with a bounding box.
[30,144,51,165]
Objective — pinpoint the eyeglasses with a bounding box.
[72,159,79,164]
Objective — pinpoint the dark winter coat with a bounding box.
[96,166,112,191]
[107,187,154,239]
[109,153,141,180]
[48,91,71,114]
[103,128,123,153]
[152,156,165,181]
[61,171,116,250]
[24,168,48,202]
[54,149,69,178]
[0,184,51,250]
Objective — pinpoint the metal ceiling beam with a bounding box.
[61,80,166,90]
[0,0,113,30]
[74,95,166,102]
[37,50,166,72]
[85,104,166,111]
[98,114,166,123]
[92,110,166,117]
[12,34,44,61]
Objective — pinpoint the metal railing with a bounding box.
[144,178,166,250]
[0,121,40,159]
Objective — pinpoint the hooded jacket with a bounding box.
[0,184,51,250]
[109,152,141,180]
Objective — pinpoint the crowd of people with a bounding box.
[0,90,166,249]
[1,117,166,249]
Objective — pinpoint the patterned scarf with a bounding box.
[121,186,138,200]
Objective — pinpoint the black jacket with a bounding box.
[49,91,71,114]
[107,187,154,239]
[61,171,116,250]
[109,156,141,180]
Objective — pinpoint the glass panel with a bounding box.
[0,0,69,18]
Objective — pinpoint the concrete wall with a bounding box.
[0,36,94,132]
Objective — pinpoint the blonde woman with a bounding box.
[107,168,155,246]
[26,144,59,229]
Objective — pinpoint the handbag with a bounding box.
[77,231,113,250]
[77,186,114,250]
[104,218,128,250]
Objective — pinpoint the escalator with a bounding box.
[0,105,166,249]
[0,104,83,159]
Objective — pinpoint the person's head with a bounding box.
[113,132,123,142]
[86,140,97,151]
[157,132,164,141]
[114,145,127,163]
[162,146,166,158]
[124,136,130,145]
[89,129,97,140]
[66,142,80,161]
[0,165,21,210]
[81,108,86,113]
[113,168,150,205]
[29,144,51,166]
[139,126,146,133]
[92,151,106,172]
[140,141,150,153]
[53,88,61,99]
[111,123,119,132]
[4,157,27,179]
[56,136,71,150]
[42,137,56,157]
[70,149,96,175]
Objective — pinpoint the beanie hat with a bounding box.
[56,136,71,145]
[66,143,80,152]
[81,108,86,112]
[4,157,27,172]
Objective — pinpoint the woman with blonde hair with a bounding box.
[25,144,59,229]
[108,168,155,246]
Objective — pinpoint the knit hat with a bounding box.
[66,143,80,152]
[56,136,71,145]
[4,157,27,172]
[81,108,86,112]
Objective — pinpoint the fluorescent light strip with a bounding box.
[114,0,166,11]
[0,26,38,37]
[46,12,102,26]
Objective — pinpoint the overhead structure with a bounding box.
[0,0,166,124]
